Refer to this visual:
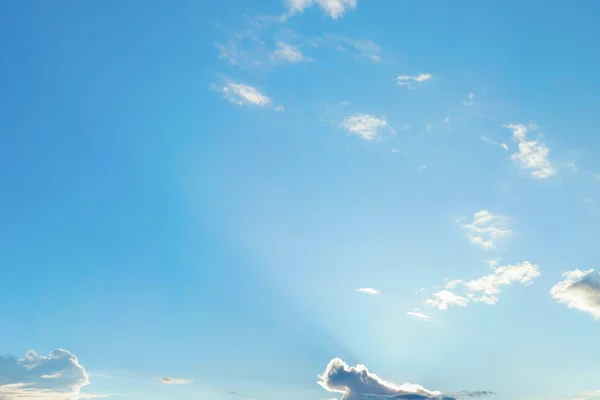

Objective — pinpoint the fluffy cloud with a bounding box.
[284,0,358,20]
[503,123,556,179]
[221,83,271,107]
[461,210,512,250]
[318,358,458,400]
[271,42,309,63]
[340,114,393,141]
[550,269,600,319]
[0,349,103,399]
[356,288,381,295]
[425,290,469,310]
[397,73,433,88]
[426,261,540,310]
[156,377,193,385]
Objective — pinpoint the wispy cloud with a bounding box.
[217,82,284,111]
[356,287,381,295]
[340,114,393,141]
[551,269,600,320]
[461,210,512,250]
[271,41,310,62]
[426,261,540,310]
[397,73,432,88]
[503,123,556,179]
[407,310,431,321]
[500,143,509,151]
[463,92,476,106]
[481,135,497,145]
[283,0,358,20]
[156,377,194,385]
[307,34,382,62]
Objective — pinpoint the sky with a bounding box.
[1,1,600,399]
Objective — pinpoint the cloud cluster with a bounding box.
[461,210,512,250]
[550,269,600,319]
[397,73,433,88]
[318,358,458,400]
[503,123,556,179]
[284,0,358,20]
[426,261,540,310]
[0,349,102,399]
[340,114,393,141]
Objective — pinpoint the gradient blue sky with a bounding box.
[1,1,600,400]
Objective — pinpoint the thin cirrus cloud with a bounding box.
[283,0,358,20]
[426,261,541,310]
[407,310,431,321]
[502,123,556,179]
[317,358,490,400]
[461,210,512,250]
[307,34,382,62]
[156,377,194,385]
[463,92,476,106]
[0,349,106,400]
[271,41,311,63]
[340,114,393,141]
[397,73,432,88]
[550,269,600,320]
[356,287,381,295]
[218,82,284,111]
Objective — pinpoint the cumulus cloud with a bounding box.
[318,358,459,400]
[284,0,358,20]
[550,269,600,319]
[397,73,433,88]
[426,261,540,310]
[356,288,381,295]
[156,377,193,385]
[271,42,309,63]
[461,210,512,250]
[502,123,556,179]
[340,114,393,141]
[0,349,103,399]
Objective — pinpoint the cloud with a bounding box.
[500,143,509,151]
[566,162,579,173]
[340,114,393,141]
[271,41,310,62]
[356,288,381,295]
[570,390,600,400]
[397,73,433,88]
[318,358,459,400]
[417,164,427,171]
[480,135,496,145]
[550,269,600,320]
[425,290,469,310]
[0,349,104,399]
[156,377,193,385]
[502,123,556,179]
[407,311,431,321]
[284,0,358,20]
[461,210,512,250]
[307,35,381,62]
[218,82,283,111]
[463,92,475,106]
[426,261,540,310]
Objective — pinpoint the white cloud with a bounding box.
[444,117,450,124]
[425,290,469,310]
[284,0,358,20]
[407,311,431,321]
[551,269,600,320]
[318,358,458,400]
[271,42,309,62]
[356,288,381,295]
[0,349,104,400]
[219,83,283,111]
[397,73,432,88]
[307,35,381,62]
[480,135,496,145]
[156,377,193,385]
[570,390,600,400]
[503,123,556,179]
[340,114,392,141]
[417,164,427,171]
[463,92,475,106]
[500,143,509,151]
[461,210,512,250]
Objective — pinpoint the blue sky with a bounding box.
[1,1,600,399]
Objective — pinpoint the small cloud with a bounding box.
[424,123,433,132]
[566,162,578,173]
[283,0,358,20]
[502,123,556,179]
[582,197,593,203]
[275,105,285,112]
[271,41,310,63]
[41,373,63,379]
[425,290,469,310]
[407,311,431,321]
[480,135,497,145]
[444,117,451,124]
[463,92,476,106]
[220,82,271,107]
[391,148,398,153]
[550,269,600,319]
[500,143,509,151]
[157,377,194,385]
[461,210,512,250]
[397,73,432,88]
[417,164,427,171]
[308,35,381,62]
[340,114,393,141]
[356,288,381,295]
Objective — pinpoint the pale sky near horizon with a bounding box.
[1,1,600,400]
